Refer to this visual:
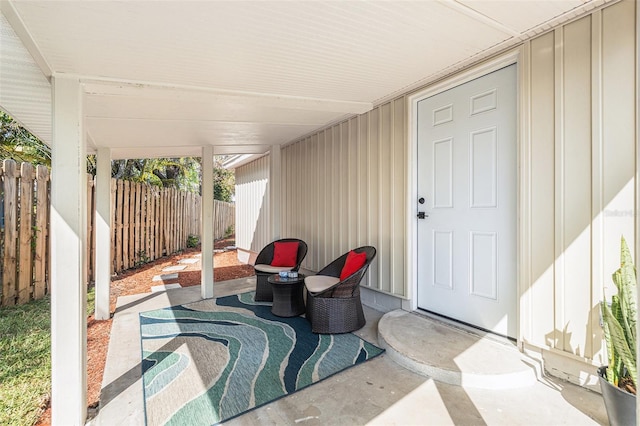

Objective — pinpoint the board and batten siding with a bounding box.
[282,99,407,298]
[235,155,271,261]
[521,0,636,374]
[234,0,636,385]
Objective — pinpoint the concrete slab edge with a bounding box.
[378,310,539,390]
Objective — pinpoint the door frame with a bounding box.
[406,46,528,344]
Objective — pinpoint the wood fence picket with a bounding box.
[33,165,49,300]
[2,160,18,306]
[0,159,235,307]
[17,162,33,305]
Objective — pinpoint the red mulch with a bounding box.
[36,237,255,425]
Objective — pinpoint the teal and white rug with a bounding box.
[140,292,384,425]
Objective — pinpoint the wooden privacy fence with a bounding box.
[1,160,236,307]
[104,180,233,274]
[0,160,50,307]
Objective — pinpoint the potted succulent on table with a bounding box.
[599,236,637,426]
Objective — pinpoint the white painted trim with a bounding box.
[223,153,268,170]
[523,343,602,393]
[79,78,373,114]
[104,145,271,161]
[635,0,640,421]
[50,75,87,425]
[438,0,520,37]
[553,26,565,351]
[269,147,281,240]
[201,145,214,299]
[590,9,604,362]
[405,94,416,306]
[518,41,532,350]
[406,47,522,322]
[94,147,111,320]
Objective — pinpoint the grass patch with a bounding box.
[87,286,95,317]
[0,297,51,426]
[0,287,96,425]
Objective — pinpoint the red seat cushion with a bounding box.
[270,241,299,267]
[340,250,367,280]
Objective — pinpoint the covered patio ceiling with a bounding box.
[1,0,609,161]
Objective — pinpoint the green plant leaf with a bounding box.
[601,301,618,384]
[614,237,637,354]
[603,297,637,388]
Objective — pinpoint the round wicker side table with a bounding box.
[267,274,306,317]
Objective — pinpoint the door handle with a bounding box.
[417,212,428,219]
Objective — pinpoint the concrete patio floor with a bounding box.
[92,277,608,425]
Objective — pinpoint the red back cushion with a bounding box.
[271,241,300,267]
[340,250,367,280]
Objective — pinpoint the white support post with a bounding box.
[201,145,214,299]
[269,145,282,240]
[50,75,87,425]
[95,147,111,320]
[635,1,639,422]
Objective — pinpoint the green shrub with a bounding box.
[187,234,200,248]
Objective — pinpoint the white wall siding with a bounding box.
[523,0,636,365]
[282,99,408,298]
[235,155,270,258]
[557,16,593,358]
[234,0,636,376]
[526,31,556,353]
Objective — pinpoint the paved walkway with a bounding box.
[92,280,607,425]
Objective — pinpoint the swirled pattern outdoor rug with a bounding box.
[140,292,384,425]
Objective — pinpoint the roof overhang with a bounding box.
[0,0,614,160]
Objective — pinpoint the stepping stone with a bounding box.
[225,245,237,251]
[194,253,202,257]
[162,265,187,272]
[178,258,199,264]
[152,273,179,282]
[150,283,182,293]
[214,249,225,254]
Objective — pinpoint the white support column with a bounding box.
[635,1,639,422]
[269,145,282,240]
[201,145,214,299]
[95,147,111,320]
[50,75,87,425]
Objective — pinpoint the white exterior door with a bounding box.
[416,65,517,338]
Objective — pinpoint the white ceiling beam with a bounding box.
[81,80,373,115]
[106,144,271,160]
[439,0,521,37]
[213,145,271,155]
[2,1,52,78]
[87,117,332,127]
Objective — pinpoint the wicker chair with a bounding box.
[304,246,376,334]
[253,238,308,302]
